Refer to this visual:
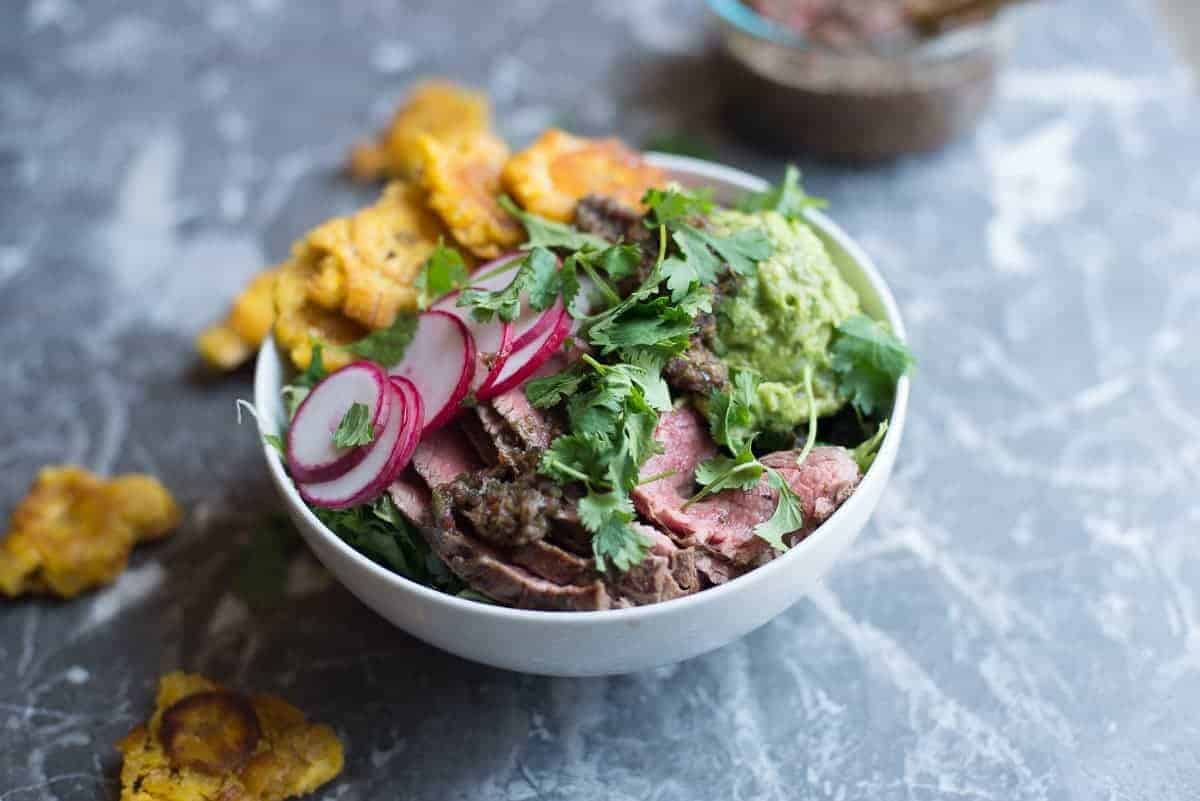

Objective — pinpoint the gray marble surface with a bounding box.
[3,0,1199,798]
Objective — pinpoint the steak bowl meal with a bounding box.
[247,91,912,673]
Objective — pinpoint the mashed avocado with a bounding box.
[710,209,860,432]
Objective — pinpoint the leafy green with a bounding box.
[738,164,828,219]
[283,341,328,417]
[690,449,763,505]
[347,313,419,366]
[526,365,588,408]
[457,247,559,323]
[707,370,760,454]
[415,239,469,309]
[314,495,463,592]
[499,195,608,251]
[580,491,651,573]
[262,433,285,455]
[753,469,804,552]
[852,420,889,473]
[586,296,694,357]
[643,186,714,228]
[332,402,375,448]
[830,314,914,417]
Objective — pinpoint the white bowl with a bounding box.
[254,154,909,676]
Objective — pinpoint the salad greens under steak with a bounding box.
[267,167,913,609]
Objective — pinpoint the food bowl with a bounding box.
[253,154,909,676]
[708,0,1008,160]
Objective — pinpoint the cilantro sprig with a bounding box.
[332,402,375,448]
[347,313,419,366]
[830,314,914,417]
[415,239,469,309]
[738,164,827,219]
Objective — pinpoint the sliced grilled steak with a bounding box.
[760,447,861,540]
[509,539,594,586]
[388,470,433,525]
[609,523,699,605]
[489,385,555,450]
[445,470,576,548]
[425,492,613,611]
[574,195,649,245]
[413,425,481,488]
[664,334,729,396]
[631,406,863,565]
[693,551,746,586]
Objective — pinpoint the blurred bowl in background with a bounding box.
[708,0,1010,160]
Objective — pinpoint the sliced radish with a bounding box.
[388,375,424,470]
[299,379,412,510]
[432,292,514,394]
[477,304,572,400]
[387,310,474,433]
[287,361,391,483]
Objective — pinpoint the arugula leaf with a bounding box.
[753,468,803,552]
[314,495,464,592]
[332,402,375,448]
[293,344,326,390]
[851,420,889,473]
[347,313,419,366]
[830,314,914,417]
[643,187,714,228]
[738,164,828,219]
[415,239,468,309]
[579,490,650,572]
[499,195,608,251]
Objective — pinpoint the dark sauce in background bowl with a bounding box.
[710,0,1011,160]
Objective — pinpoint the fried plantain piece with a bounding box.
[347,79,491,181]
[298,181,443,330]
[118,672,344,801]
[272,254,365,372]
[196,268,282,371]
[418,132,523,258]
[501,128,668,222]
[0,466,181,599]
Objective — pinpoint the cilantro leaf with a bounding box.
[830,314,914,417]
[457,247,560,323]
[348,313,419,366]
[694,226,772,276]
[525,366,588,408]
[754,468,803,552]
[707,370,759,455]
[499,195,608,251]
[607,408,661,492]
[662,226,722,301]
[332,402,375,448]
[524,247,562,311]
[643,187,714,228]
[415,239,468,309]
[587,296,693,357]
[738,164,828,219]
[851,419,889,473]
[690,448,764,503]
[540,434,608,485]
[579,490,650,572]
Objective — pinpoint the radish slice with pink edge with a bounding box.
[387,310,475,433]
[388,375,425,469]
[476,304,572,401]
[286,361,391,483]
[298,378,413,510]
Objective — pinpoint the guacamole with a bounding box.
[711,209,860,432]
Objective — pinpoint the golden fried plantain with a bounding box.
[418,132,523,258]
[160,691,262,774]
[297,181,443,330]
[196,268,281,371]
[272,254,365,372]
[501,128,667,221]
[347,79,491,181]
[0,466,181,599]
[119,672,344,801]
